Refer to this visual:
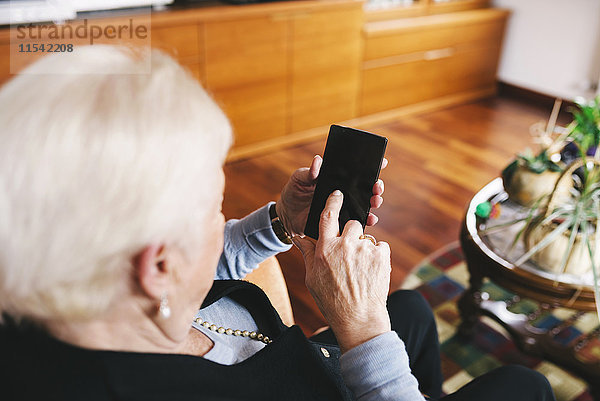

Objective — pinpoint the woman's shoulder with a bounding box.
[0,320,193,400]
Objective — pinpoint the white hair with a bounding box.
[0,45,232,323]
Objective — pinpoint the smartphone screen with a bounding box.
[304,125,388,240]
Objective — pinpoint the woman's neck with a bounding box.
[44,302,214,357]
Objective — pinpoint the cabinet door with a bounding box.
[290,6,362,133]
[204,17,288,147]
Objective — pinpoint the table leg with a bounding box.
[589,382,600,401]
[457,260,484,337]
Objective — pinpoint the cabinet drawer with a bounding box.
[151,24,200,63]
[364,9,508,61]
[361,44,501,115]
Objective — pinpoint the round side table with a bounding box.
[459,178,599,399]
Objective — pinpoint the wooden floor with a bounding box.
[223,94,572,335]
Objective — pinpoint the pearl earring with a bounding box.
[159,292,171,319]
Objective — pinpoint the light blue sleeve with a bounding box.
[340,331,426,401]
[215,202,293,280]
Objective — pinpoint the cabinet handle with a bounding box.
[423,47,455,61]
[363,46,457,70]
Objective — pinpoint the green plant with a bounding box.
[516,161,600,319]
[488,97,600,320]
[570,96,600,157]
[501,149,561,186]
[520,148,562,174]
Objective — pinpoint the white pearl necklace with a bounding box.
[194,317,273,344]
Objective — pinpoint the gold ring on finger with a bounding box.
[359,234,377,245]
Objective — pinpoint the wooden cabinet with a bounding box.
[360,8,508,115]
[0,0,507,159]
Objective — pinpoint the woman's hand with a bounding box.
[293,191,392,353]
[276,155,387,237]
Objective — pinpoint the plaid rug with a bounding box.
[403,242,599,401]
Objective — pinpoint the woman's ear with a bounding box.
[134,244,171,299]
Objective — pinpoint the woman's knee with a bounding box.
[444,365,555,401]
[387,289,435,327]
[488,365,555,401]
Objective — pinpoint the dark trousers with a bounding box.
[310,290,556,401]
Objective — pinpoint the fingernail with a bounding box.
[333,190,342,196]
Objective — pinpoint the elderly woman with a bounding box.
[0,46,555,401]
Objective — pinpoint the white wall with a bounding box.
[492,0,600,101]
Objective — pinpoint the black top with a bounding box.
[0,280,354,401]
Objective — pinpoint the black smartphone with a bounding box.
[304,125,388,240]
